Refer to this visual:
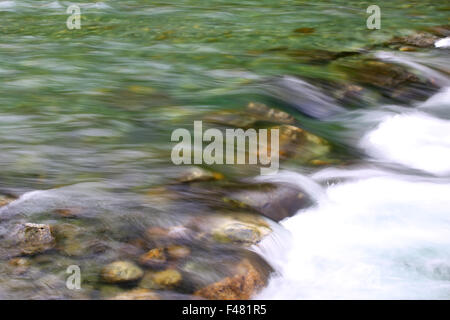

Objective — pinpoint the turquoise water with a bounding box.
[0,0,449,299]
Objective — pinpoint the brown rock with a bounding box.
[140,269,182,289]
[212,222,264,245]
[8,257,31,274]
[53,207,82,217]
[388,32,439,48]
[423,25,450,37]
[153,269,182,287]
[194,259,266,300]
[246,102,294,125]
[139,248,166,267]
[14,223,55,255]
[101,261,144,283]
[0,195,15,207]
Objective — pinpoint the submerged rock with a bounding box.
[194,213,272,246]
[387,32,439,48]
[167,245,191,260]
[140,269,182,289]
[0,195,15,208]
[286,49,359,64]
[153,269,182,287]
[13,223,55,255]
[245,102,294,125]
[8,257,31,274]
[145,225,194,245]
[275,124,332,164]
[333,57,438,102]
[423,25,450,37]
[194,259,267,300]
[261,76,346,119]
[204,102,294,129]
[101,261,144,283]
[336,59,419,88]
[110,288,159,300]
[178,167,224,183]
[139,248,166,268]
[204,111,259,128]
[225,183,312,221]
[212,222,264,245]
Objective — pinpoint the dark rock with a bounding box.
[261,76,346,119]
[225,183,312,221]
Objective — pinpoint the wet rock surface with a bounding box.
[110,288,159,300]
[12,223,56,256]
[224,183,312,221]
[141,269,183,289]
[194,259,268,300]
[333,57,439,102]
[387,32,439,48]
[139,248,167,268]
[101,261,144,283]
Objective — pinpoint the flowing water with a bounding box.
[0,0,449,299]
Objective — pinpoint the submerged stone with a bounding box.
[167,245,191,260]
[153,269,183,287]
[140,269,182,289]
[101,261,144,283]
[8,257,31,274]
[110,288,159,300]
[178,167,224,183]
[387,32,439,48]
[246,102,294,125]
[139,248,167,267]
[213,223,262,245]
[194,259,267,300]
[13,223,55,255]
[0,195,15,208]
[208,215,271,246]
[423,25,450,37]
[225,183,312,221]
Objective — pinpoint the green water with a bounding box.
[0,0,448,299]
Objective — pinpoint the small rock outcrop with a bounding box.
[13,223,55,255]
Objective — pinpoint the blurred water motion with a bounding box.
[0,1,449,299]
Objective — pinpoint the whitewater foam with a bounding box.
[362,112,450,176]
[258,173,450,299]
